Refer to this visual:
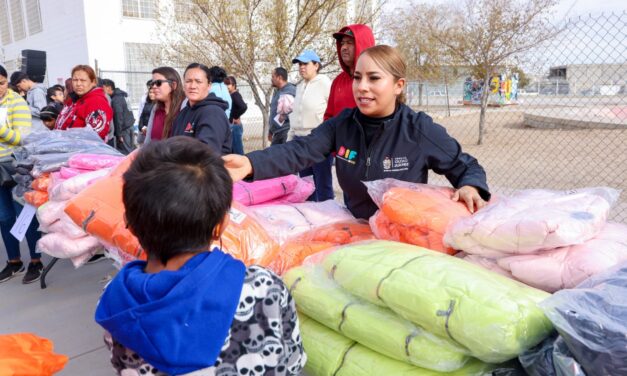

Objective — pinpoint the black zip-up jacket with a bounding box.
[229,90,248,122]
[172,93,232,154]
[110,88,136,136]
[247,104,490,219]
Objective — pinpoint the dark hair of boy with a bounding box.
[0,65,7,78]
[101,79,115,90]
[39,105,59,120]
[122,136,233,265]
[208,66,227,83]
[274,67,288,81]
[46,86,62,102]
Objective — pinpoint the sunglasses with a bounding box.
[147,79,172,88]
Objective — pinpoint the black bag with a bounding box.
[0,160,16,188]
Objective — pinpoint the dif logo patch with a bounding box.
[337,146,357,161]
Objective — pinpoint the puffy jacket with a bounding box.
[248,104,491,219]
[171,93,232,154]
[54,87,112,140]
[110,88,135,136]
[323,24,375,121]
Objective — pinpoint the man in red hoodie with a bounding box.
[324,24,376,121]
[309,24,375,202]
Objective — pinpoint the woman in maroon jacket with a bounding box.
[55,65,111,140]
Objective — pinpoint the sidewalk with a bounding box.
[0,249,116,375]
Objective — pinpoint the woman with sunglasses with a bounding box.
[142,67,185,144]
[54,65,111,140]
[171,63,232,154]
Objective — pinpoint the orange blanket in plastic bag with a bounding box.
[269,220,375,275]
[218,203,279,267]
[65,154,278,266]
[368,184,471,255]
[0,333,68,376]
[64,155,145,260]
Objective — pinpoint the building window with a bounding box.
[0,0,11,45]
[8,0,25,41]
[24,0,42,35]
[122,0,157,19]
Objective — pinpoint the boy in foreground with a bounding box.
[95,136,305,375]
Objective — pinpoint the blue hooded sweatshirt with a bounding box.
[95,250,246,375]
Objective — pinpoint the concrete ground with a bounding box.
[0,247,117,375]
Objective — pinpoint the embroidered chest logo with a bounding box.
[337,146,358,165]
[86,110,107,133]
[184,122,194,134]
[383,156,410,172]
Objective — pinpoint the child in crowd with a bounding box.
[95,136,306,376]
[39,105,59,130]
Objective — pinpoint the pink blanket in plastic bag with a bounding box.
[48,168,111,201]
[233,175,314,206]
[37,233,102,267]
[248,200,354,244]
[68,153,124,171]
[495,222,627,292]
[444,188,619,257]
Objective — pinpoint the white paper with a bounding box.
[273,114,285,126]
[10,204,37,242]
[0,108,7,128]
[229,207,247,225]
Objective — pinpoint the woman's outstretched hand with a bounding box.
[222,154,253,182]
[452,185,487,214]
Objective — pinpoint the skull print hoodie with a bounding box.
[96,251,305,376]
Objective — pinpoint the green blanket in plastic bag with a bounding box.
[285,266,470,372]
[299,314,502,376]
[322,240,553,363]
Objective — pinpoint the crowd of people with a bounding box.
[0,22,490,376]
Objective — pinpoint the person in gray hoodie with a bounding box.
[11,72,47,131]
[268,67,296,145]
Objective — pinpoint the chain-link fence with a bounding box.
[410,12,627,223]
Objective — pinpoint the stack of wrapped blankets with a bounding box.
[63,161,351,270]
[9,129,124,267]
[36,154,124,267]
[443,187,626,292]
[284,240,554,375]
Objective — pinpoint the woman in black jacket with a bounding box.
[223,45,490,219]
[224,76,248,155]
[171,63,232,154]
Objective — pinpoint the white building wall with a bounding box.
[1,0,89,85]
[82,0,159,73]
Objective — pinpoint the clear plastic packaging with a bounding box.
[268,220,375,275]
[233,175,314,206]
[284,266,470,371]
[539,262,627,375]
[299,314,503,376]
[322,240,553,363]
[519,335,586,376]
[496,222,627,292]
[24,190,48,207]
[248,200,354,245]
[36,232,102,259]
[59,167,87,179]
[365,179,472,255]
[444,187,620,258]
[48,168,111,201]
[37,200,68,228]
[68,153,124,171]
